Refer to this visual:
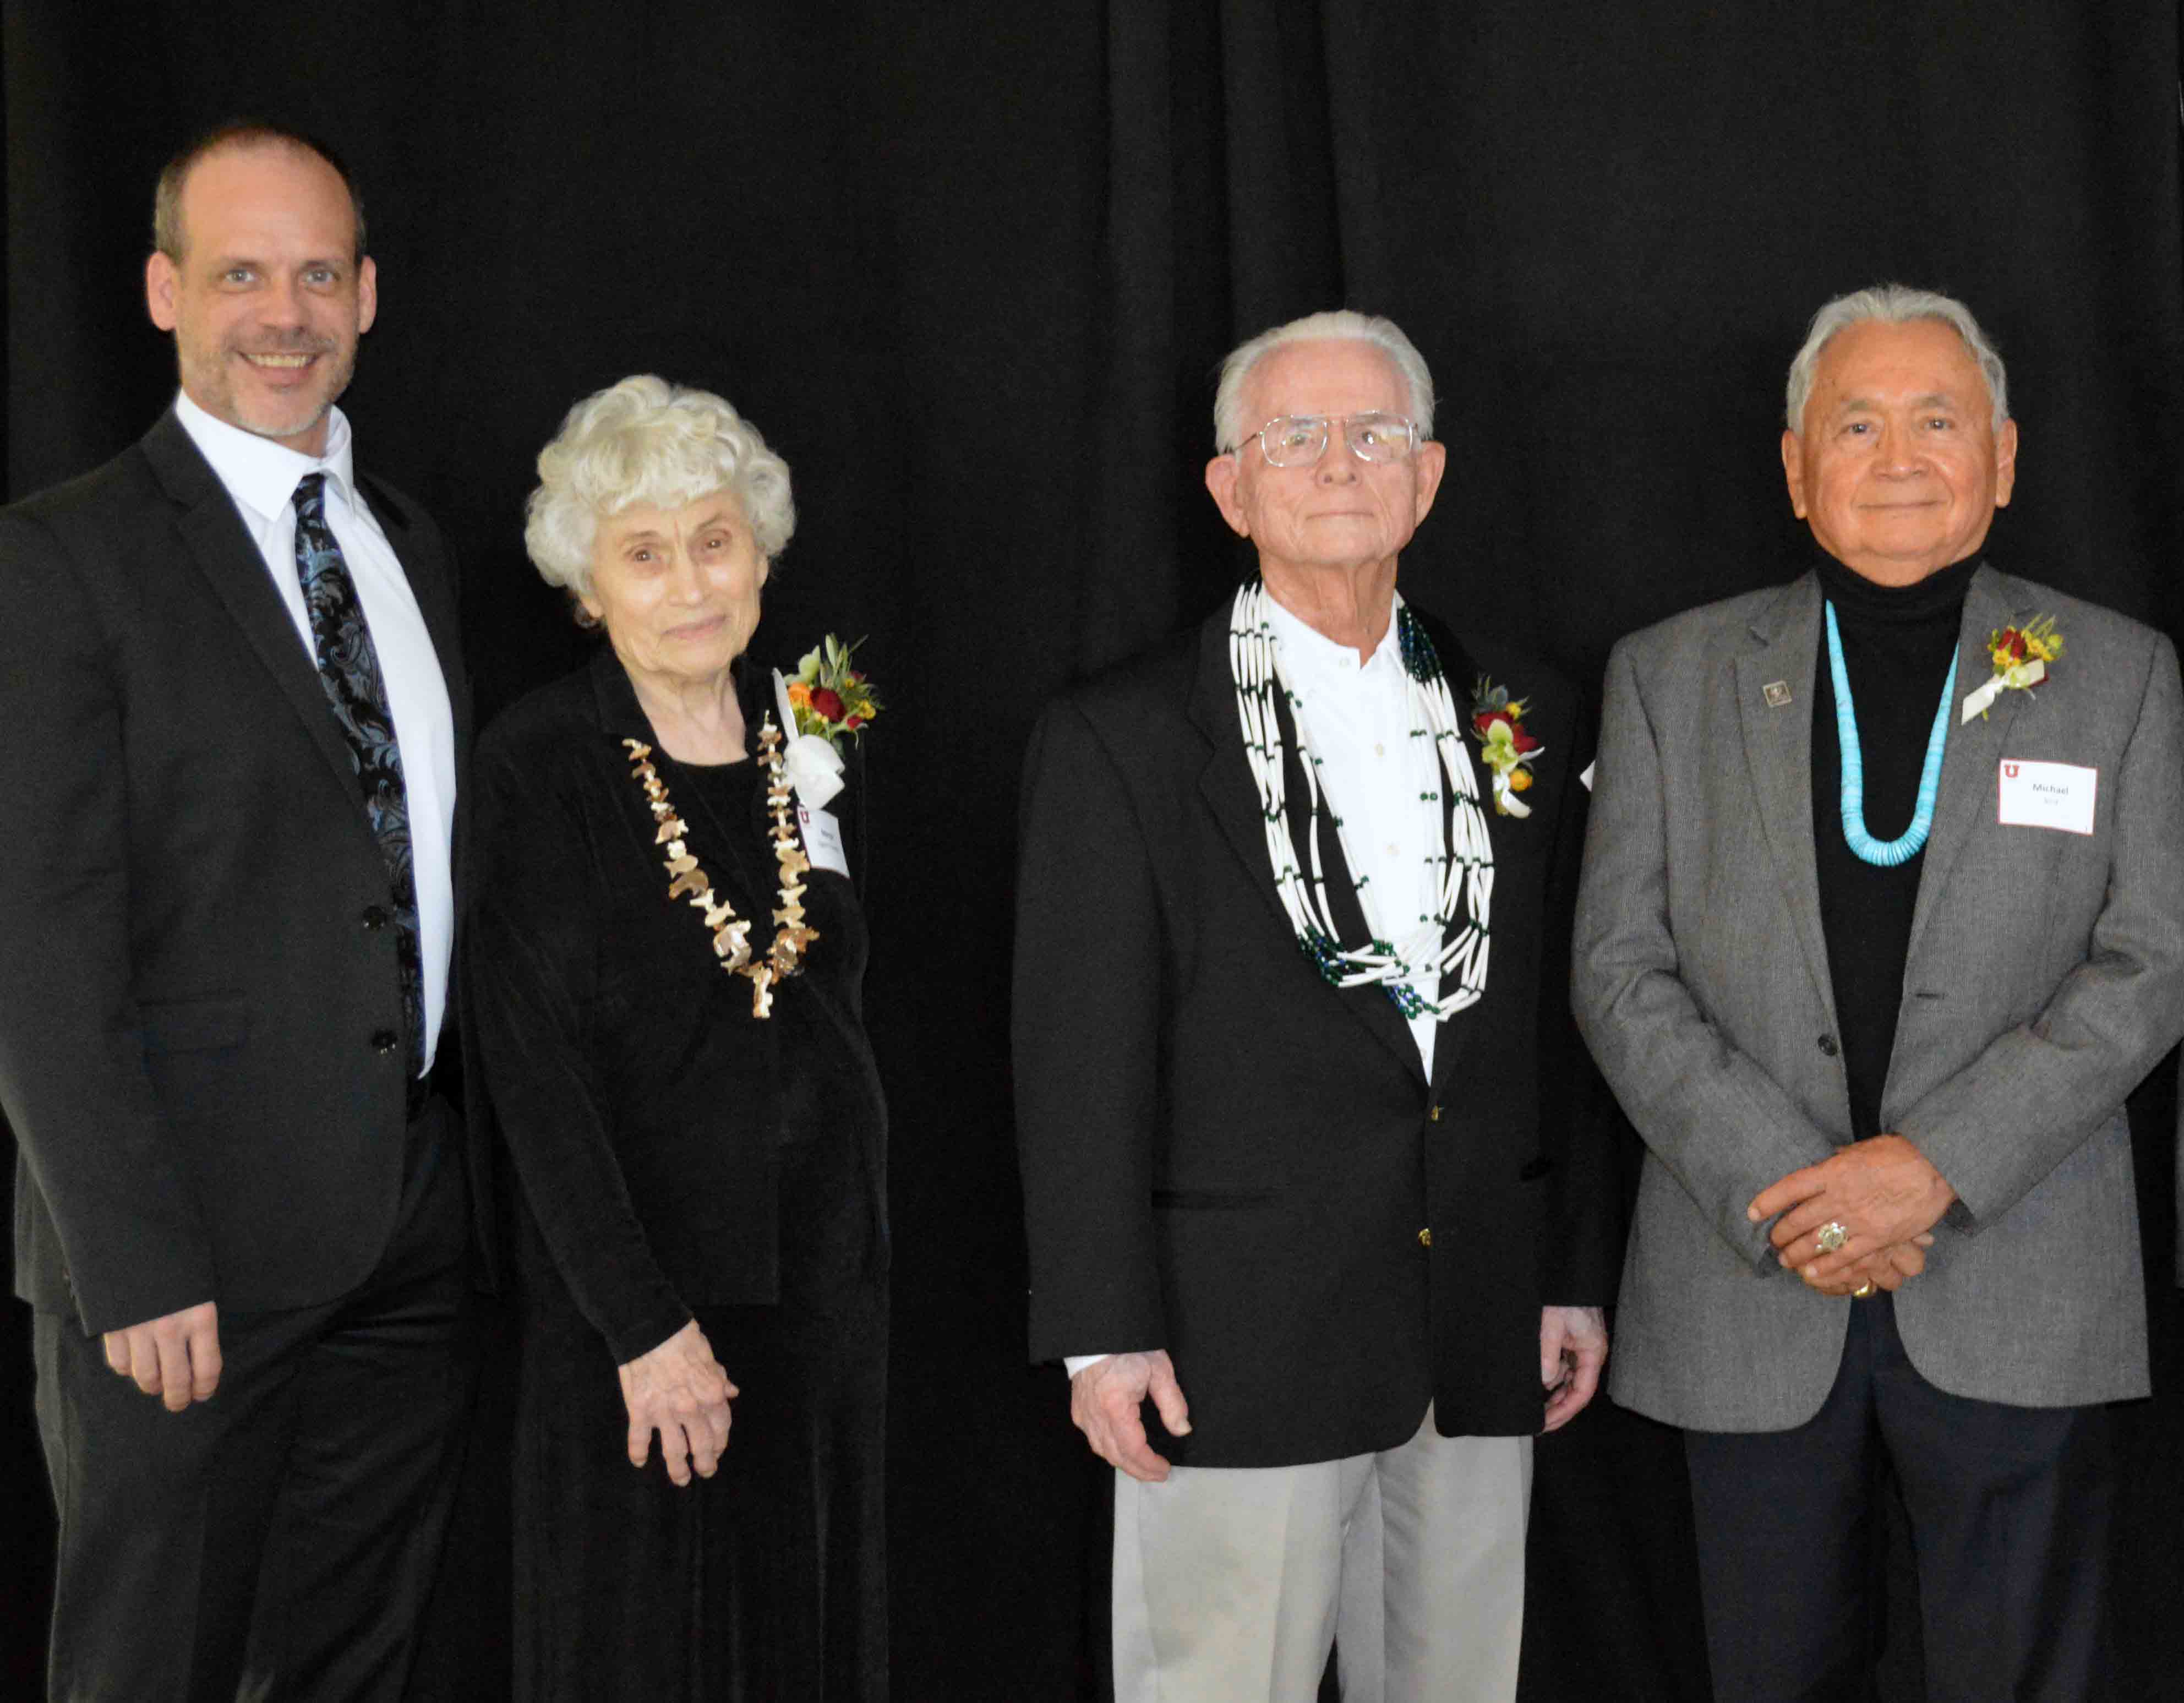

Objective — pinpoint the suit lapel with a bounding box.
[1187,603,1424,1082]
[1189,607,1293,937]
[141,412,364,801]
[1417,613,1487,1103]
[1905,566,2025,960]
[358,469,472,760]
[1733,575,1838,1029]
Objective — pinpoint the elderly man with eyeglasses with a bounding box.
[1013,310,1619,1702]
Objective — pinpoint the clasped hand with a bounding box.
[1748,1133,1954,1294]
[102,1300,221,1411]
[619,1318,738,1487]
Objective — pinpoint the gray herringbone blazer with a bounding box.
[1574,564,2184,1431]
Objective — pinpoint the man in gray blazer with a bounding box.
[1573,284,2184,1701]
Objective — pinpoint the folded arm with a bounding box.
[0,511,215,1336]
[1013,699,1172,1360]
[464,745,692,1364]
[1571,642,1838,1272]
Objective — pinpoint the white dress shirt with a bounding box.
[173,391,457,1076]
[1067,593,1445,1378]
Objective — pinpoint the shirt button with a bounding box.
[370,1029,400,1055]
[1375,743,1386,758]
[1386,843,1400,857]
[1818,1035,1839,1057]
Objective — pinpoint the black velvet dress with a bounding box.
[466,647,888,1701]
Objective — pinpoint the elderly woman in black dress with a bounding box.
[467,375,887,1700]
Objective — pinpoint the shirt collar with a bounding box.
[1263,588,1405,690]
[172,390,358,523]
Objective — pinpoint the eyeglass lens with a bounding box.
[1259,413,1415,467]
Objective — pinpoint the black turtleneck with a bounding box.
[1809,548,1979,1142]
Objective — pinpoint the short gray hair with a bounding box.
[1213,310,1436,452]
[1784,284,2008,433]
[524,375,796,597]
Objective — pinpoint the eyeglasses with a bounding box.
[1240,412,1422,467]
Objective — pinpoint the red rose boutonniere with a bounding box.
[1470,677,1544,817]
[769,634,883,814]
[785,635,882,745]
[1959,615,2062,724]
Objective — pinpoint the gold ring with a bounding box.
[1815,1221,1849,1254]
[1852,1282,1874,1298]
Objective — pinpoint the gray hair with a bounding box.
[1784,284,2008,433]
[1213,310,1436,452]
[524,375,796,598]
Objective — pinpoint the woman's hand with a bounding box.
[618,1319,738,1487]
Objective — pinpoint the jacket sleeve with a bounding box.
[1012,697,1170,1362]
[0,508,216,1333]
[1571,640,1838,1272]
[463,739,692,1364]
[1898,634,2184,1223]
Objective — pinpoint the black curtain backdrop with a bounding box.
[4,4,2182,1698]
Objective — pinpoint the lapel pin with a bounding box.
[1762,680,1793,709]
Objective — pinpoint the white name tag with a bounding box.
[798,803,850,877]
[1997,759,2096,836]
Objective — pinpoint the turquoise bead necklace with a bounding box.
[1824,601,1959,867]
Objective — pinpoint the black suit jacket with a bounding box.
[0,410,488,1335]
[1013,597,1619,1467]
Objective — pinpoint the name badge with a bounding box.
[798,803,850,877]
[1996,759,2096,836]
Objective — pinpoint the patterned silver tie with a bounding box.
[293,471,424,1084]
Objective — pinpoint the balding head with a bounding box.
[152,121,365,265]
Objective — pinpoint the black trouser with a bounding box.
[33,1100,477,1703]
[1683,1294,2113,1703]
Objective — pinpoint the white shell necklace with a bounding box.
[1228,580,1494,1020]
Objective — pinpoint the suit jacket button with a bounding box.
[362,905,390,931]
[1818,1034,1839,1057]
[1427,1104,1443,1122]
[1417,1227,1432,1247]
[370,1029,400,1054]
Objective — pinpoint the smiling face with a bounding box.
[145,143,375,460]
[581,491,769,694]
[1204,337,1446,591]
[1782,316,2018,586]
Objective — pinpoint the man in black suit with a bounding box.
[1014,311,1617,1702]
[0,123,481,1701]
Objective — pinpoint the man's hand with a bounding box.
[618,1319,737,1487]
[102,1300,221,1412]
[1539,1306,1608,1433]
[1802,1233,1934,1297]
[1070,1350,1191,1482]
[1749,1134,1957,1285]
